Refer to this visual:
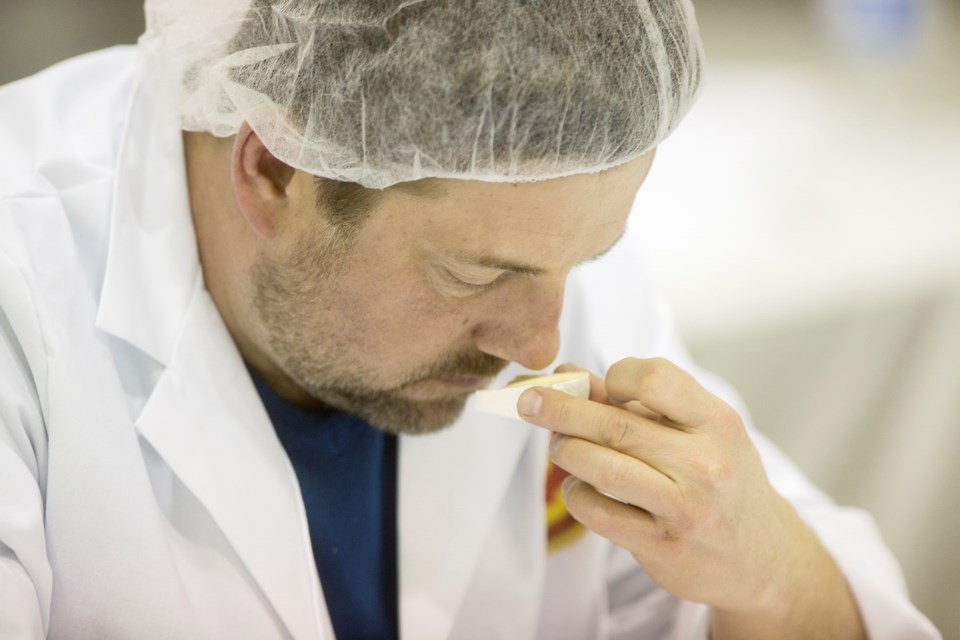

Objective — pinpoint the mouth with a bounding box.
[400,375,495,399]
[435,376,493,390]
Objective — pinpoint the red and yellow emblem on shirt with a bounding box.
[545,459,586,552]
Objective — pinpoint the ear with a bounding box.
[231,121,297,238]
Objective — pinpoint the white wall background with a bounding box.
[2,0,957,636]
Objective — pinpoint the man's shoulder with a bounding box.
[0,46,137,111]
[0,47,140,309]
[0,46,138,197]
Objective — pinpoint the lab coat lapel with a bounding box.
[95,60,200,366]
[95,65,329,640]
[133,280,329,640]
[398,398,535,639]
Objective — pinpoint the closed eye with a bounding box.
[441,267,505,291]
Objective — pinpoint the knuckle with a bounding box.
[690,454,733,490]
[713,401,745,432]
[554,395,573,428]
[588,497,619,538]
[646,357,673,373]
[597,411,633,449]
[705,457,732,485]
[633,358,670,397]
[597,455,631,492]
[607,357,677,404]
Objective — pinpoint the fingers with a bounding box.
[605,358,731,430]
[561,478,683,559]
[550,433,679,513]
[519,387,685,459]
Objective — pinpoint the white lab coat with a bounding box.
[0,47,939,640]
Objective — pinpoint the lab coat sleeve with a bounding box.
[747,428,943,640]
[0,252,52,639]
[602,295,939,639]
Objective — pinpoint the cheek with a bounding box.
[399,293,475,340]
[332,244,485,352]
[341,269,474,348]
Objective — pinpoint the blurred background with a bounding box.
[1,0,957,636]
[636,2,960,637]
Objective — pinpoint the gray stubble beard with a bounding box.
[250,228,507,435]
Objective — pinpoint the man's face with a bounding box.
[252,152,656,434]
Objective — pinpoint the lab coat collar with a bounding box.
[95,52,200,367]
[94,55,328,640]
[134,280,329,640]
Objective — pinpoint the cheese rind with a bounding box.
[474,371,591,421]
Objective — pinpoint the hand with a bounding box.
[518,358,865,638]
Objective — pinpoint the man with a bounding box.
[0,0,938,638]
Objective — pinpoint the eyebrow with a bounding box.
[451,229,626,276]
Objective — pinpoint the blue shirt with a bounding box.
[250,371,398,640]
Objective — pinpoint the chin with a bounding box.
[304,382,471,436]
[361,396,470,436]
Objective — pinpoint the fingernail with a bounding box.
[518,389,543,417]
[561,476,575,495]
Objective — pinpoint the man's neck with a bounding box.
[181,131,332,412]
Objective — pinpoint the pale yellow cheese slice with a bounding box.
[474,371,590,420]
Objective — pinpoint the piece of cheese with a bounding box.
[474,371,591,421]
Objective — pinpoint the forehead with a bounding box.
[374,152,655,267]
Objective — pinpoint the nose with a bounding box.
[472,279,564,371]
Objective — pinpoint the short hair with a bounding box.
[314,177,382,230]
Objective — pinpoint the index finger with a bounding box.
[517,386,684,457]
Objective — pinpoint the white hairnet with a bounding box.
[144,0,703,189]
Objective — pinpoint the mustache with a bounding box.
[405,350,508,384]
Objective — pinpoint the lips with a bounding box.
[399,375,494,400]
[434,376,490,390]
